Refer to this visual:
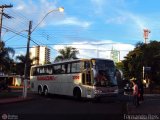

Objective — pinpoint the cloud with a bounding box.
[6,0,60,31]
[125,12,147,30]
[90,0,127,16]
[52,40,134,60]
[15,5,25,11]
[54,17,92,28]
[10,0,91,29]
[90,0,106,14]
[106,16,127,24]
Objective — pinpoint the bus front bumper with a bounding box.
[94,92,118,98]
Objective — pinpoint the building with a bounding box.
[110,47,120,63]
[30,46,50,65]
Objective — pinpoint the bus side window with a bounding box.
[83,61,91,85]
[37,68,40,75]
[84,61,90,69]
[52,65,56,74]
[39,67,44,75]
[67,63,71,73]
[82,73,85,84]
[61,64,66,74]
[43,67,47,75]
[32,68,37,76]
[71,62,81,73]
[48,66,53,75]
[54,65,62,74]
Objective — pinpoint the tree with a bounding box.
[122,41,160,84]
[116,61,124,70]
[54,47,79,62]
[16,54,38,76]
[0,41,15,74]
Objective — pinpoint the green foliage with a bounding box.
[115,61,124,70]
[54,47,79,62]
[15,54,38,76]
[0,41,15,74]
[122,41,160,84]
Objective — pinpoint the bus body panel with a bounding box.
[30,73,83,96]
[30,58,119,99]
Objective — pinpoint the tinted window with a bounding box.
[67,63,71,73]
[31,65,53,76]
[54,65,62,74]
[71,62,81,73]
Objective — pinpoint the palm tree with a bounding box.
[16,54,38,76]
[0,41,15,74]
[54,47,79,62]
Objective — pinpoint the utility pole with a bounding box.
[23,21,32,98]
[0,4,13,41]
[22,7,64,98]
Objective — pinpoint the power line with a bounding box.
[25,42,136,46]
[0,4,13,41]
[2,26,27,38]
[7,9,30,22]
[2,26,39,46]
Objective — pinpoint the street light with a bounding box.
[31,7,64,33]
[23,7,64,98]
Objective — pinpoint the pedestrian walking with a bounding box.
[130,78,139,107]
[138,80,144,101]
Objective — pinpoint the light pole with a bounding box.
[31,7,64,33]
[23,7,64,98]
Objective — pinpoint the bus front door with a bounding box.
[82,61,92,85]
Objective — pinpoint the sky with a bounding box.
[1,0,160,62]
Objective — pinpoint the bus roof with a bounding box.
[31,58,114,68]
[91,58,114,61]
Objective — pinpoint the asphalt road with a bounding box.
[0,93,128,120]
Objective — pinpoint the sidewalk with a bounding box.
[0,96,33,104]
[127,94,160,114]
[0,88,34,104]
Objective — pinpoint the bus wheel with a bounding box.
[38,86,43,95]
[44,87,48,96]
[73,88,81,100]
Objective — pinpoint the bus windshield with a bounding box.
[92,59,117,87]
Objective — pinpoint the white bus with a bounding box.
[30,58,118,100]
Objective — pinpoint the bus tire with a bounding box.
[44,86,48,96]
[73,88,81,100]
[38,86,43,95]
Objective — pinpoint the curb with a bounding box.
[0,97,34,105]
[144,94,160,97]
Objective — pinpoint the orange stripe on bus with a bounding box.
[72,76,79,80]
[37,76,56,81]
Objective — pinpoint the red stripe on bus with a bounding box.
[37,76,56,81]
[72,76,79,80]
